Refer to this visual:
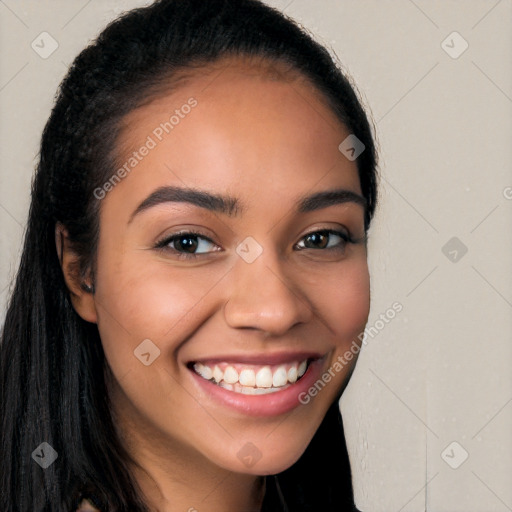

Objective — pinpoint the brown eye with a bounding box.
[155,231,220,258]
[303,232,329,249]
[296,229,351,251]
[173,234,200,253]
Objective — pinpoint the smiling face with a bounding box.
[76,57,370,482]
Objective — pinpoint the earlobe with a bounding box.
[55,223,98,324]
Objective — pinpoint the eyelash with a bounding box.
[154,228,361,260]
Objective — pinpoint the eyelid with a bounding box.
[153,225,365,259]
[295,228,351,249]
[299,224,360,242]
[154,229,221,254]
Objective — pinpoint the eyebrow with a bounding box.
[128,185,366,223]
[128,186,241,223]
[297,188,366,213]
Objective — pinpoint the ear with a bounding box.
[55,223,98,324]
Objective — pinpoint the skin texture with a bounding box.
[76,498,100,512]
[60,57,371,512]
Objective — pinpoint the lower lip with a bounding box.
[188,357,326,417]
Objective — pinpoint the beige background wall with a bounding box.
[1,1,511,510]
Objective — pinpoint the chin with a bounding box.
[211,435,315,476]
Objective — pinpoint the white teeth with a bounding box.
[193,362,212,380]
[213,365,223,383]
[255,366,273,388]
[272,366,288,387]
[239,368,256,387]
[252,387,278,395]
[223,365,238,384]
[240,384,293,395]
[193,358,311,393]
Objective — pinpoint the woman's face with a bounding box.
[86,59,370,476]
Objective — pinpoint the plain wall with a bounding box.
[1,1,511,510]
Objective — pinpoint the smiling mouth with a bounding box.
[190,359,311,395]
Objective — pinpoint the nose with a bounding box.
[223,248,314,337]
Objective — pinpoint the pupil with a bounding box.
[178,236,198,252]
[307,232,327,249]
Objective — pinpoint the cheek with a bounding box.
[317,258,370,344]
[93,247,220,368]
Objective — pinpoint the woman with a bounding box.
[0,0,378,510]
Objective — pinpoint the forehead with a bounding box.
[108,56,361,216]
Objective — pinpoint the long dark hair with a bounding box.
[0,1,378,510]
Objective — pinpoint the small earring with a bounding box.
[81,282,95,293]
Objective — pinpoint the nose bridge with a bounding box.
[223,240,313,335]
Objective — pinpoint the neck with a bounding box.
[132,461,265,512]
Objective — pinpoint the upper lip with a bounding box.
[188,350,325,366]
